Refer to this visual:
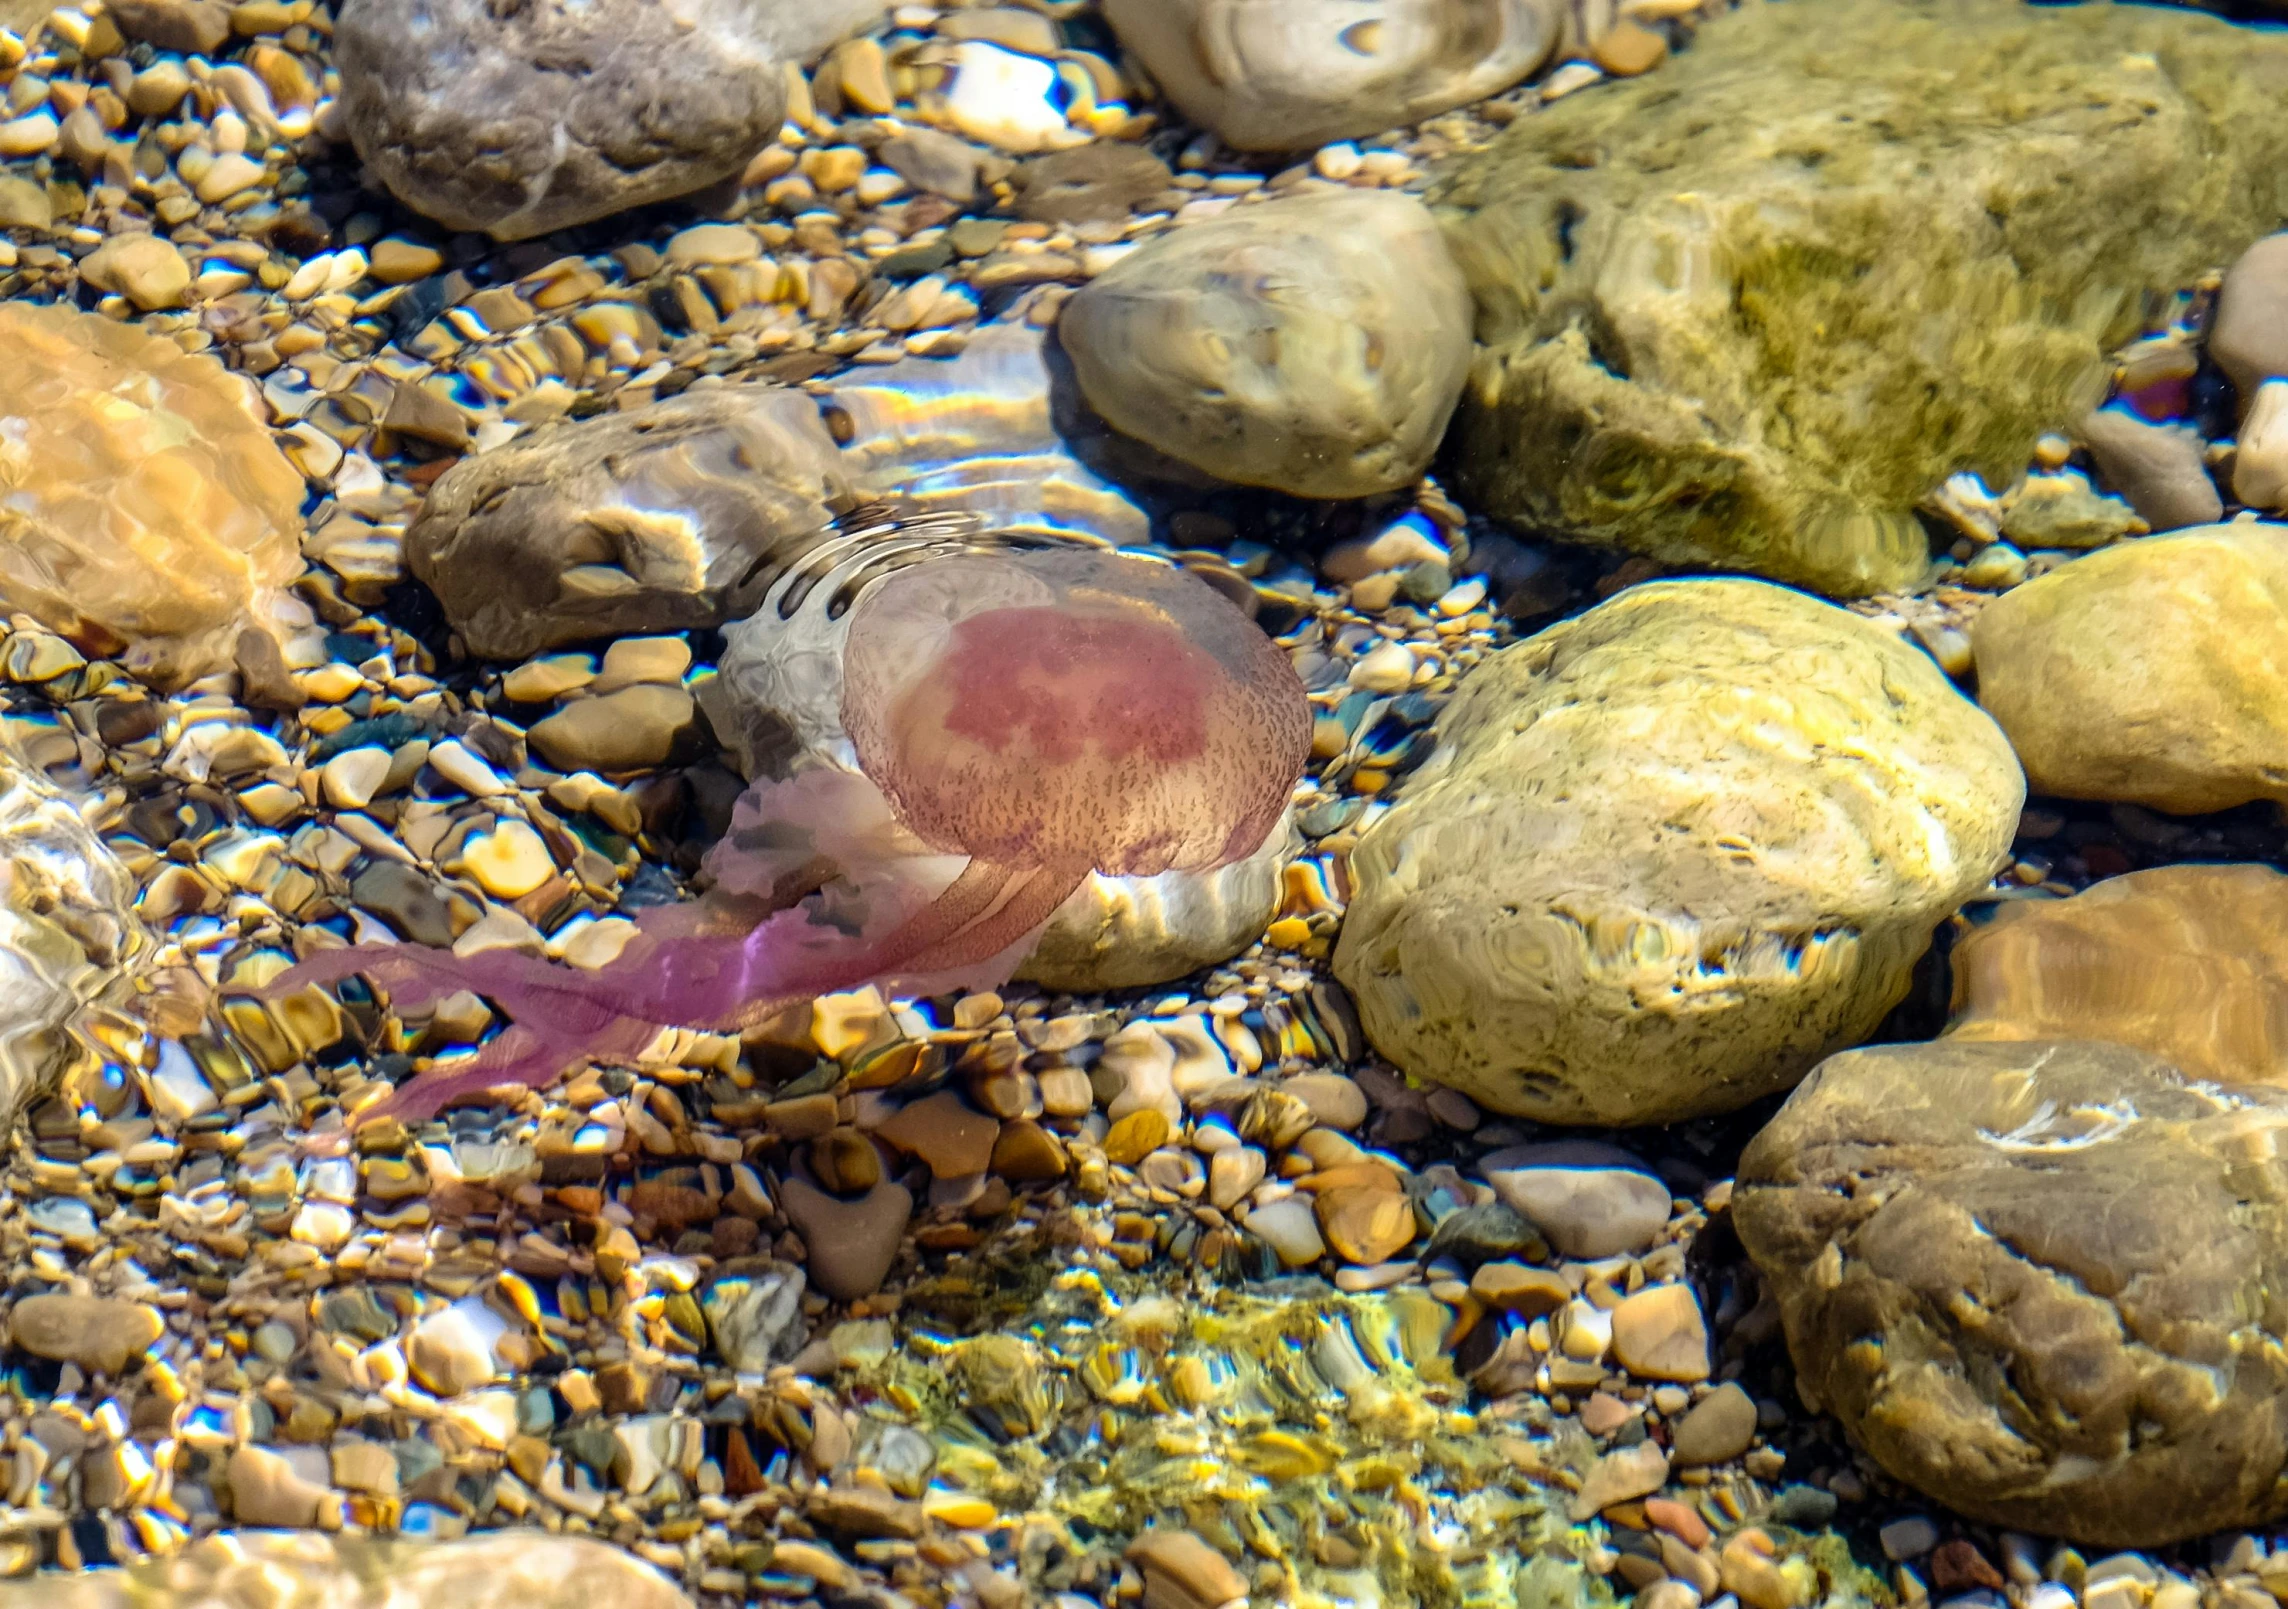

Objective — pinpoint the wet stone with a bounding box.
[8,1294,163,1375]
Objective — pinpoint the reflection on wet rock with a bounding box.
[1335,579,2022,1125]
[1101,0,1560,151]
[1971,523,2288,814]
[1738,1036,2288,1548]
[1060,190,1473,500]
[0,305,306,690]
[0,743,144,1129]
[817,323,1151,549]
[407,383,853,661]
[1949,865,2288,1085]
[1434,0,2288,595]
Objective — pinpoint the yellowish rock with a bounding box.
[458,818,555,899]
[0,304,305,689]
[320,746,392,810]
[1102,1109,1170,1167]
[1314,1182,1415,1265]
[1609,1282,1710,1381]
[79,232,191,310]
[1335,579,2023,1125]
[1972,523,2288,813]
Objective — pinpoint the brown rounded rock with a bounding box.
[778,1176,912,1301]
[1608,1283,1710,1382]
[989,1119,1067,1184]
[1125,1528,1247,1609]
[2214,232,2288,399]
[1670,1382,1758,1466]
[874,1090,1000,1180]
[1737,1035,2288,1546]
[1314,1184,1416,1266]
[9,1294,162,1375]
[1948,863,2288,1084]
[527,685,696,775]
[79,232,191,311]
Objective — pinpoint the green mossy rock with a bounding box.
[1431,0,2288,596]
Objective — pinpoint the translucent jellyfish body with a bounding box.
[0,305,307,689]
[266,549,1311,1122]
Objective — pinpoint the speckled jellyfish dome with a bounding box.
[842,547,1312,878]
[0,304,306,689]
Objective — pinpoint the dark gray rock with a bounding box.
[336,0,882,240]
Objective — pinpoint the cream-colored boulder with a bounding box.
[1333,579,2022,1125]
[1057,190,1473,499]
[1102,0,1560,152]
[1971,523,2288,813]
[5,1531,692,1609]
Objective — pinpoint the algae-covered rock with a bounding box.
[1432,0,2288,597]
[1970,523,2288,813]
[1332,579,2022,1126]
[1737,1036,2288,1548]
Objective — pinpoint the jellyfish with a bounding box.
[260,549,1311,1124]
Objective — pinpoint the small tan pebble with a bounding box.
[829,35,895,115]
[382,379,472,451]
[9,1294,163,1374]
[368,236,444,283]
[126,60,195,116]
[194,150,265,203]
[527,683,694,771]
[874,1089,1000,1178]
[1282,1071,1368,1131]
[319,745,392,809]
[1102,1108,1170,1166]
[1206,1144,1266,1210]
[801,144,869,193]
[1125,1530,1248,1609]
[1245,1196,1327,1266]
[990,1118,1067,1183]
[1578,1390,1638,1436]
[300,663,366,702]
[1959,540,2028,590]
[226,1444,330,1527]
[1671,1380,1759,1466]
[426,738,509,797]
[1592,18,1670,74]
[1315,1183,1416,1264]
[1470,1260,1571,1316]
[665,223,761,267]
[594,634,692,691]
[0,112,58,156]
[0,176,48,229]
[457,818,554,899]
[81,231,193,310]
[1610,1282,1711,1381]
[1314,141,1363,181]
[1348,639,1416,692]
[407,1302,503,1396]
[329,1438,400,1495]
[1569,1440,1670,1521]
[502,653,595,703]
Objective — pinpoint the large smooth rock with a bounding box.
[1332,579,2022,1125]
[1971,524,2288,814]
[1,1531,692,1609]
[407,384,852,661]
[1736,1036,2288,1547]
[1102,0,1560,152]
[0,305,305,690]
[1059,190,1473,499]
[2212,232,2288,399]
[1432,0,2288,597]
[337,0,880,240]
[1948,864,2288,1085]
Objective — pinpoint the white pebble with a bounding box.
[1349,640,1416,693]
[1314,142,1363,180]
[427,738,510,798]
[1245,1197,1325,1267]
[943,41,1085,153]
[319,745,392,810]
[0,112,56,156]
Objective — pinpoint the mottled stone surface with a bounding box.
[1059,190,1473,499]
[1737,1037,2288,1547]
[0,305,304,689]
[1949,864,2288,1085]
[408,384,852,660]
[1102,0,1560,151]
[337,0,880,239]
[1433,0,2288,596]
[3,1531,693,1609]
[1971,524,2288,814]
[1334,580,2021,1125]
